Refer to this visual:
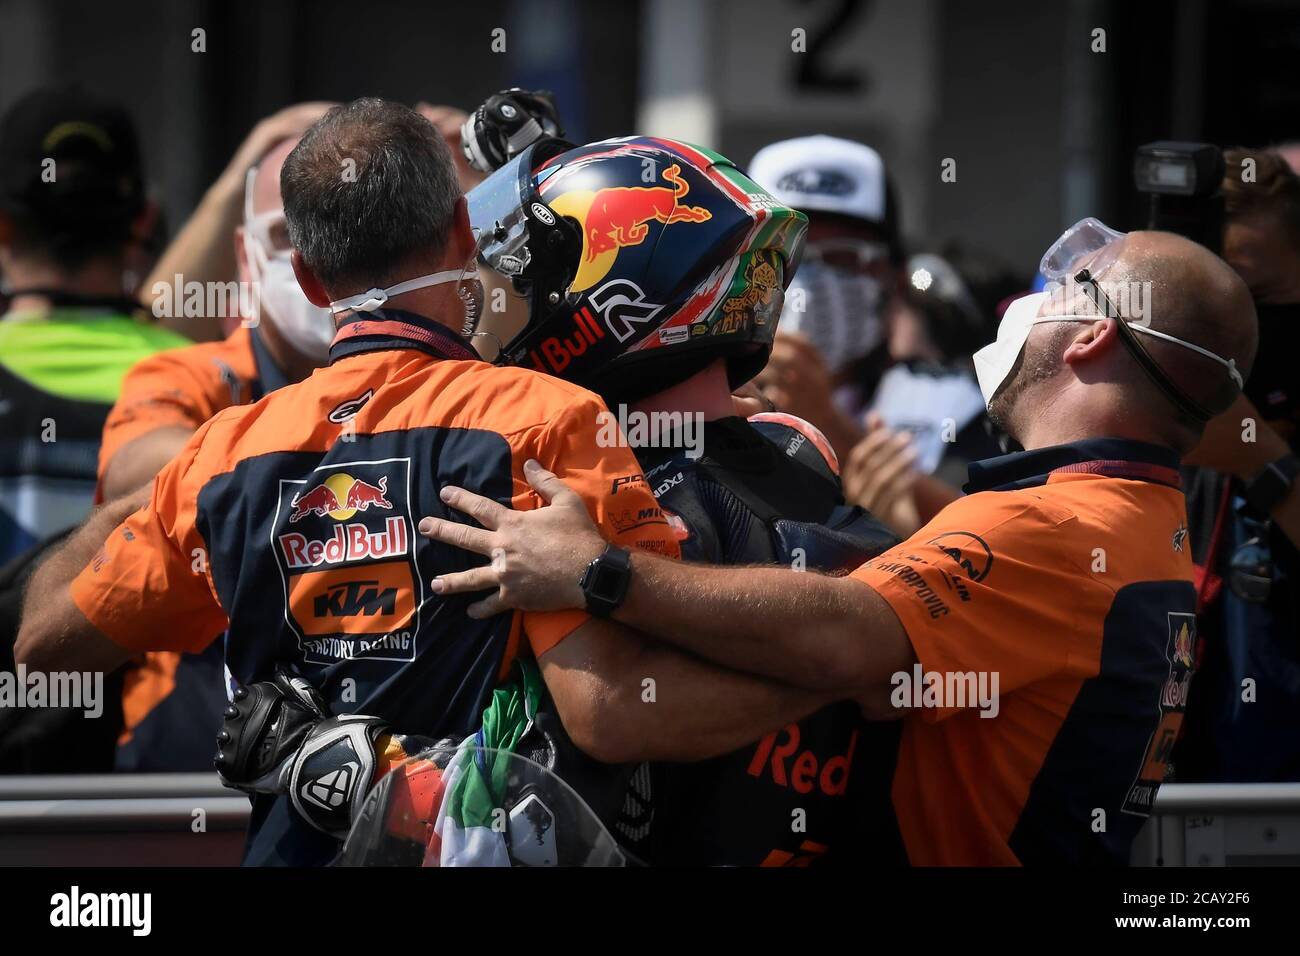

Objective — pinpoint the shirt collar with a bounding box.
[327,308,480,365]
[248,324,293,399]
[964,438,1183,494]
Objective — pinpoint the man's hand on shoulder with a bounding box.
[421,459,604,616]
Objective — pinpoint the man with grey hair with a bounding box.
[16,99,831,865]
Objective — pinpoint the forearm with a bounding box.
[14,487,149,671]
[613,554,883,691]
[540,618,831,764]
[141,171,242,341]
[100,427,195,502]
[610,645,828,762]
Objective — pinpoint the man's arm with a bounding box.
[141,102,334,339]
[14,486,152,674]
[100,426,195,502]
[423,460,915,703]
[1185,392,1300,550]
[535,616,833,765]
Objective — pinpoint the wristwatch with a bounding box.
[579,544,632,617]
[1242,453,1300,515]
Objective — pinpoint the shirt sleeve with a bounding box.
[72,420,230,653]
[97,351,228,483]
[515,391,682,656]
[850,492,1112,719]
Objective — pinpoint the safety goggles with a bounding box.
[1038,217,1241,423]
[1039,217,1127,283]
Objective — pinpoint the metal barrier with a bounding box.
[0,773,248,866]
[1131,783,1300,866]
[2,774,1299,866]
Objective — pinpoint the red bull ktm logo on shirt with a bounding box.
[274,460,421,665]
[1122,611,1197,816]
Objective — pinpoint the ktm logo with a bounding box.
[313,580,398,618]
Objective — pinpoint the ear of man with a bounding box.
[1060,319,1119,368]
[291,250,332,309]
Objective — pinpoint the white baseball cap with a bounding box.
[748,135,892,227]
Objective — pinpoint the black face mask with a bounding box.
[1244,303,1300,421]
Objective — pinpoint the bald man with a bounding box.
[417,228,1257,865]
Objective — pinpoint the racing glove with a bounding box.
[215,669,419,837]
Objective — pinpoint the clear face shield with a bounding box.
[466,150,538,281]
[464,141,582,361]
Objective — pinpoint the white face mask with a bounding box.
[781,259,884,372]
[243,227,337,362]
[973,290,1243,409]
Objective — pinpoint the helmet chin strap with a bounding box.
[328,270,466,315]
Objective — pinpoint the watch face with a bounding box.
[589,562,624,603]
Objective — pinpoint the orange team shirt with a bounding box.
[850,443,1197,865]
[96,325,276,757]
[97,325,263,490]
[71,326,680,740]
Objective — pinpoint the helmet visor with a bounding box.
[466,149,537,279]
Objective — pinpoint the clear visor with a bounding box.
[1039,217,1127,282]
[466,151,536,278]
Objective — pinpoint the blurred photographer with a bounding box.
[1178,148,1300,783]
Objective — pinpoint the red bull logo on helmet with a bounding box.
[546,162,713,292]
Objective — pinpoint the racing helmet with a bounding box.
[467,137,808,403]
